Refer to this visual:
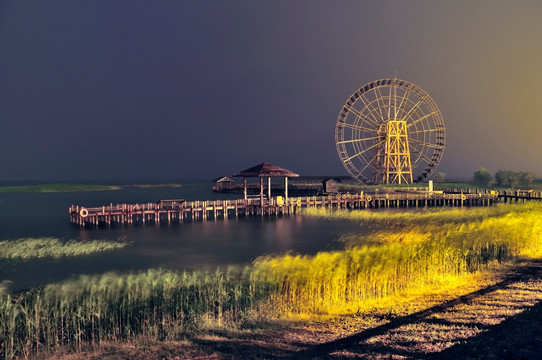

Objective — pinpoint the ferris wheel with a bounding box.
[335,78,445,184]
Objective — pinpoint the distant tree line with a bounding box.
[495,170,535,188]
[473,167,536,188]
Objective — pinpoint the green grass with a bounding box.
[0,184,120,193]
[339,183,430,191]
[0,238,129,259]
[434,181,542,191]
[0,267,269,358]
[338,181,479,192]
[2,203,542,358]
[340,180,542,192]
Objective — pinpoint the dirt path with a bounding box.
[53,260,542,360]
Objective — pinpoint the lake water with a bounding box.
[0,181,365,291]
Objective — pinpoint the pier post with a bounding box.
[284,177,289,201]
[243,178,248,200]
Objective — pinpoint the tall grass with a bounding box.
[301,202,538,226]
[0,267,272,358]
[0,238,128,259]
[254,203,542,314]
[1,203,542,358]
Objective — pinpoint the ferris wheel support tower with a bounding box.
[373,120,413,184]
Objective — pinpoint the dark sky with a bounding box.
[1,1,541,181]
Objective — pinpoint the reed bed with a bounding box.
[301,202,537,226]
[0,237,128,259]
[0,267,273,358]
[1,203,542,358]
[254,203,542,314]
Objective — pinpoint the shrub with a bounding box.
[473,167,493,187]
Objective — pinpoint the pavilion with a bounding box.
[233,162,299,202]
[212,176,236,191]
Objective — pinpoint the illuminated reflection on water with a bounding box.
[0,182,365,290]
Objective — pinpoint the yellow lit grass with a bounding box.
[301,202,538,226]
[254,203,542,316]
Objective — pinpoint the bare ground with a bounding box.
[46,259,542,360]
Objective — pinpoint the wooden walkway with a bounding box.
[435,188,542,203]
[70,191,498,227]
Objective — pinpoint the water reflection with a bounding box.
[0,184,365,291]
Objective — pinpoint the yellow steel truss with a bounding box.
[374,120,413,184]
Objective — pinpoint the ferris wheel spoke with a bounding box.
[358,94,384,124]
[409,128,441,135]
[340,123,378,133]
[407,110,439,129]
[411,149,439,166]
[355,155,377,177]
[374,87,387,120]
[343,104,380,127]
[409,138,440,148]
[396,87,411,118]
[337,135,381,144]
[388,85,394,119]
[344,140,384,162]
[393,82,398,118]
[401,95,428,121]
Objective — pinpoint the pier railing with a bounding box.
[434,187,542,202]
[70,191,499,227]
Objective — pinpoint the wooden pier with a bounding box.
[435,188,542,203]
[70,191,499,227]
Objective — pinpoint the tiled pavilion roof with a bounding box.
[233,162,299,178]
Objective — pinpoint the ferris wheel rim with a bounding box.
[335,78,445,184]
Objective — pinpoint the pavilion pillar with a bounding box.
[243,178,247,200]
[260,177,264,205]
[267,177,271,199]
[284,177,289,201]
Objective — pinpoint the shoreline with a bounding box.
[0,183,182,193]
[0,184,122,193]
